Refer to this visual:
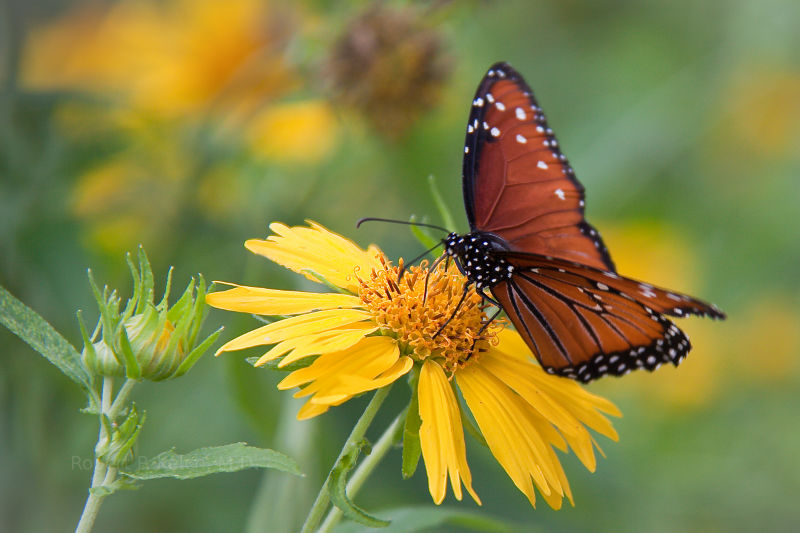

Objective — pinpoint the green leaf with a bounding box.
[246,355,317,372]
[409,216,440,251]
[332,506,519,533]
[0,285,98,405]
[427,174,456,232]
[402,370,422,479]
[330,441,390,528]
[121,443,302,480]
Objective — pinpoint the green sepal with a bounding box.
[401,368,422,479]
[172,326,223,378]
[117,324,142,380]
[89,477,140,497]
[245,355,317,372]
[329,439,390,528]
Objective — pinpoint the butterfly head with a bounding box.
[443,231,514,290]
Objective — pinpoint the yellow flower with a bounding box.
[23,0,296,119]
[207,222,620,509]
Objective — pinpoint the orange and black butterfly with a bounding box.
[443,62,725,382]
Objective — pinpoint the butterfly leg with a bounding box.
[422,253,447,304]
[432,283,470,339]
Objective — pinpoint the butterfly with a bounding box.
[441,62,725,382]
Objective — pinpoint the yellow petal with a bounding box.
[253,324,376,367]
[458,363,573,509]
[494,328,622,441]
[297,401,330,420]
[314,356,413,401]
[418,360,480,505]
[278,325,378,367]
[215,309,371,354]
[278,336,399,392]
[480,347,599,471]
[206,283,361,315]
[245,221,383,293]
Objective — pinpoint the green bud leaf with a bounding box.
[120,443,302,480]
[329,441,390,528]
[0,285,98,409]
[172,326,223,378]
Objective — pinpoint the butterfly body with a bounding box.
[443,231,514,290]
[447,62,725,382]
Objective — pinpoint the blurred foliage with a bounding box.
[1,0,798,532]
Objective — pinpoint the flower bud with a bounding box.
[96,404,145,468]
[82,339,125,378]
[81,246,222,382]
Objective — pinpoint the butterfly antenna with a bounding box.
[399,241,445,282]
[356,217,450,234]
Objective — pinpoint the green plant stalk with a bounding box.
[318,411,405,533]
[75,377,137,533]
[299,385,393,533]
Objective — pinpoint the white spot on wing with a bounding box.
[554,188,566,200]
[515,134,527,144]
[495,102,506,111]
[515,107,527,120]
[490,127,500,137]
[537,161,548,170]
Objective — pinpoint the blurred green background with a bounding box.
[1,0,799,531]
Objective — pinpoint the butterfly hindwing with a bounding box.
[490,253,724,381]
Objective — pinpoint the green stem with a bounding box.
[108,378,137,419]
[300,385,393,533]
[317,411,405,533]
[75,378,112,533]
[75,377,137,533]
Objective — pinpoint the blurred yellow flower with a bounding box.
[731,293,800,383]
[23,0,296,119]
[245,100,338,162]
[207,222,620,508]
[596,222,725,409]
[719,67,800,158]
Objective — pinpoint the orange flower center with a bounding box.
[357,255,502,374]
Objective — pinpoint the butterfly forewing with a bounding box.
[462,62,614,272]
[454,62,725,382]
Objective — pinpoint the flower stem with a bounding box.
[317,410,405,533]
[300,385,393,533]
[108,378,137,419]
[75,377,137,533]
